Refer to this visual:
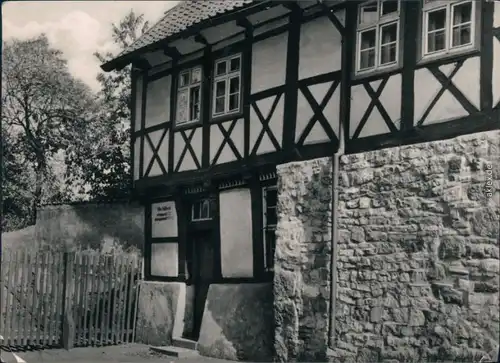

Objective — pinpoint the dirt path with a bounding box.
[1,344,235,363]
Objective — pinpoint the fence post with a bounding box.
[61,252,75,350]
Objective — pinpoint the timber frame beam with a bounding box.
[163,45,182,60]
[316,0,345,36]
[236,17,253,31]
[132,0,499,193]
[281,4,302,160]
[194,33,210,47]
[282,3,302,13]
[131,57,151,71]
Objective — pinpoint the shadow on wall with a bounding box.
[35,202,145,253]
[198,283,274,362]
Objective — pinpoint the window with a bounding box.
[191,198,212,221]
[263,186,277,272]
[212,54,242,117]
[176,67,202,126]
[422,0,476,57]
[356,0,400,73]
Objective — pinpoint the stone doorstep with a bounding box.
[150,345,200,358]
[172,337,198,350]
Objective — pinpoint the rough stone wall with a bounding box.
[274,130,499,363]
[332,130,500,363]
[35,203,144,254]
[274,158,333,362]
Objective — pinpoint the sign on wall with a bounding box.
[151,201,178,238]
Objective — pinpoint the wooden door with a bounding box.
[188,230,214,340]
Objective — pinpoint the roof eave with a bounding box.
[101,0,277,72]
[101,52,143,72]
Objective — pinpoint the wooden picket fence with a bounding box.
[0,250,142,350]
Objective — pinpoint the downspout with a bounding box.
[323,0,349,349]
[329,113,344,349]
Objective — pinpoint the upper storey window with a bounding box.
[212,54,242,118]
[422,0,477,58]
[356,0,400,74]
[176,66,202,126]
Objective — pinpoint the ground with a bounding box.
[1,344,235,363]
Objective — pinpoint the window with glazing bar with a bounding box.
[263,186,277,272]
[422,0,476,57]
[212,54,242,118]
[356,0,400,74]
[176,67,202,126]
[191,198,212,222]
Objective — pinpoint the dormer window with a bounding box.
[356,0,400,74]
[212,54,242,118]
[421,0,477,58]
[176,66,202,126]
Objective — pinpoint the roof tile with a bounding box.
[118,0,256,58]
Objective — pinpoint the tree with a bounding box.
[66,10,149,201]
[1,123,33,231]
[2,34,96,223]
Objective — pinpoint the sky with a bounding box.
[2,1,179,92]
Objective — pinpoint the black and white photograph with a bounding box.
[1,1,499,362]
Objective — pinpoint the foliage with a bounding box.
[2,11,151,230]
[2,34,96,227]
[1,124,33,231]
[65,10,149,201]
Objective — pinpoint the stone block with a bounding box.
[351,227,365,243]
[438,236,467,260]
[359,197,371,209]
[474,280,499,293]
[135,281,182,347]
[370,306,382,323]
[409,309,426,326]
[198,283,273,361]
[471,207,500,239]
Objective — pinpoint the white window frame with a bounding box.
[421,0,476,58]
[191,198,212,222]
[356,0,401,74]
[262,185,277,272]
[212,54,242,118]
[175,66,202,126]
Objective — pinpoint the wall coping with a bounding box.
[39,201,142,211]
[342,129,500,160]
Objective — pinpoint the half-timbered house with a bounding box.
[101,0,500,361]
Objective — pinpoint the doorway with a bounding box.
[183,197,216,341]
[190,230,214,340]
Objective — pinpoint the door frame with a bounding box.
[181,192,221,340]
[185,220,215,285]
[186,227,215,340]
[182,191,222,283]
